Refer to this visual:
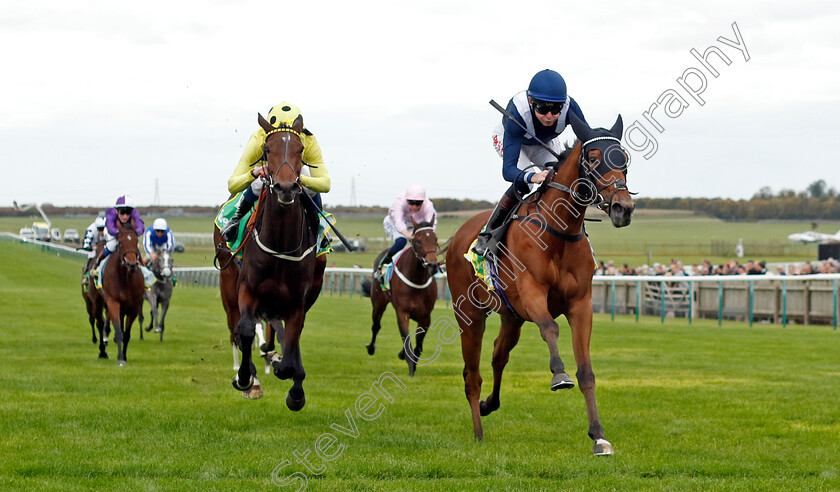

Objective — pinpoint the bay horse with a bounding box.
[366,220,441,376]
[82,236,109,358]
[139,250,174,341]
[231,113,327,411]
[445,113,633,455]
[100,220,146,366]
[213,224,276,400]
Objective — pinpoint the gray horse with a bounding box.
[139,250,174,341]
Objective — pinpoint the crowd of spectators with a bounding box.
[595,258,840,277]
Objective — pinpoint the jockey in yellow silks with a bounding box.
[221,102,331,242]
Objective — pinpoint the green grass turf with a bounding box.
[1,238,839,490]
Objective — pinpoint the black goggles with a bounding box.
[117,207,133,215]
[532,100,565,115]
[407,200,424,206]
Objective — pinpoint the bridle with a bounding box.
[545,136,633,212]
[410,226,441,269]
[250,125,316,262]
[392,226,440,289]
[261,126,304,199]
[118,230,141,268]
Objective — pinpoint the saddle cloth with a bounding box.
[94,256,156,290]
[214,190,335,258]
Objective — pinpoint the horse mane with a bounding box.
[550,140,579,170]
[416,220,434,229]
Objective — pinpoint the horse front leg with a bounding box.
[367,287,388,355]
[271,309,306,411]
[481,315,524,417]
[105,299,125,366]
[233,290,257,393]
[566,301,613,456]
[394,310,416,376]
[521,292,574,391]
[157,292,170,341]
[94,297,108,358]
[122,309,138,364]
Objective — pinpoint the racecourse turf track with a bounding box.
[1,239,839,491]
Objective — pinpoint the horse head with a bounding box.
[411,218,441,275]
[569,112,635,227]
[154,250,173,280]
[117,221,141,272]
[258,112,305,206]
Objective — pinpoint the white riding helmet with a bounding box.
[153,218,168,231]
[115,195,135,209]
[94,216,106,228]
[405,184,426,201]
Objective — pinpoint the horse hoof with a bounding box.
[91,337,97,344]
[116,360,126,367]
[154,327,161,333]
[231,375,254,391]
[550,372,575,391]
[593,438,614,456]
[98,352,108,359]
[479,398,500,417]
[103,337,109,345]
[286,393,306,411]
[407,360,416,377]
[243,384,263,400]
[366,344,375,355]
[144,325,153,332]
[397,349,405,360]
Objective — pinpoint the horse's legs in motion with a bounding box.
[106,299,126,366]
[263,321,283,375]
[566,301,613,455]
[454,293,488,440]
[520,292,574,390]
[481,314,524,417]
[138,295,145,341]
[157,291,170,341]
[144,289,158,333]
[233,291,258,392]
[121,310,137,363]
[366,288,389,355]
[394,310,416,376]
[271,309,307,411]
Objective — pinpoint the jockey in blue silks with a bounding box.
[143,218,175,263]
[472,69,588,258]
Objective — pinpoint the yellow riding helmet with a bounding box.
[267,102,303,128]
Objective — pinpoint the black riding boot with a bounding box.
[221,196,254,242]
[472,193,517,258]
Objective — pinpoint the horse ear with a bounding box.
[258,113,273,133]
[292,114,304,133]
[609,114,623,138]
[569,111,593,142]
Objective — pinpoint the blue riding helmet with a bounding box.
[527,69,567,102]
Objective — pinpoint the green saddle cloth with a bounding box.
[214,191,335,259]
[214,192,253,254]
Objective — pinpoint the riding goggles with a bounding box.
[532,99,565,115]
[117,207,133,215]
[407,200,424,206]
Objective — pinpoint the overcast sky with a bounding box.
[2,0,838,208]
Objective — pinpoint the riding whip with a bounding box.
[489,99,563,161]
[301,193,356,252]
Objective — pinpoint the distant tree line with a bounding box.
[636,180,840,220]
[430,198,493,212]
